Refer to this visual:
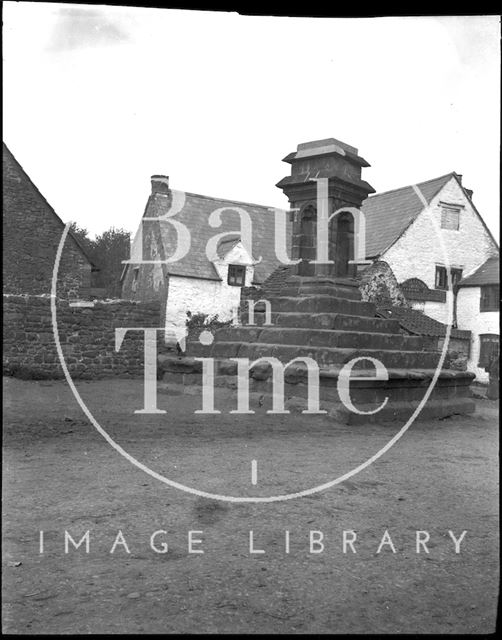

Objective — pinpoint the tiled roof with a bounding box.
[377,306,471,340]
[144,191,291,284]
[400,278,446,302]
[361,173,456,258]
[458,256,499,287]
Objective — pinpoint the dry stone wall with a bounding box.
[3,295,163,379]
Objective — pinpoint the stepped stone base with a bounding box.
[159,275,476,423]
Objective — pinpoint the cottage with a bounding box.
[361,172,499,325]
[3,143,96,299]
[121,175,291,342]
[456,257,500,382]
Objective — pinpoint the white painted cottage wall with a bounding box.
[456,286,499,382]
[382,177,498,324]
[422,300,453,324]
[164,241,254,344]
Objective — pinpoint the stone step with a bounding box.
[158,379,475,423]
[227,370,471,404]
[191,341,443,369]
[158,356,475,423]
[206,326,432,352]
[331,398,476,425]
[241,311,403,334]
[271,295,376,316]
[278,283,362,300]
[160,356,474,387]
[162,369,470,405]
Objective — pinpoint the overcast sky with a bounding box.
[3,4,500,241]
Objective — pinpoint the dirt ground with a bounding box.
[2,376,499,634]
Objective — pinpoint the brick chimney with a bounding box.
[151,174,170,195]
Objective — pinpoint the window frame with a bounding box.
[227,264,246,287]
[435,265,463,291]
[440,204,461,231]
[480,284,500,312]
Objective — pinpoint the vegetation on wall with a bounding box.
[359,261,409,308]
[185,312,232,349]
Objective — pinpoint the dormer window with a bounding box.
[227,264,246,287]
[440,205,461,230]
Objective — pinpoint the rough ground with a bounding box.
[2,376,499,634]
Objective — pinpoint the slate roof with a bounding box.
[361,173,457,258]
[143,190,290,284]
[377,306,471,340]
[458,256,499,287]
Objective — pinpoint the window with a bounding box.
[479,334,499,370]
[480,285,500,312]
[441,206,460,230]
[435,266,463,290]
[227,264,246,287]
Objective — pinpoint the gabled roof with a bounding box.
[361,173,457,258]
[215,235,242,260]
[2,142,96,269]
[140,190,290,284]
[378,306,471,340]
[458,256,500,287]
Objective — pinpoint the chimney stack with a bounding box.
[465,188,473,199]
[151,174,170,195]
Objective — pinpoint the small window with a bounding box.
[480,285,500,312]
[227,264,246,287]
[441,206,460,230]
[479,334,499,370]
[131,267,139,292]
[435,266,463,290]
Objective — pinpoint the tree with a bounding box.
[69,222,94,255]
[91,227,131,297]
[69,223,131,298]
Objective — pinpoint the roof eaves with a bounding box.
[168,271,222,282]
[453,175,500,252]
[365,172,454,202]
[183,191,274,212]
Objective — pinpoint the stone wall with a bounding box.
[3,295,163,379]
[3,144,93,299]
